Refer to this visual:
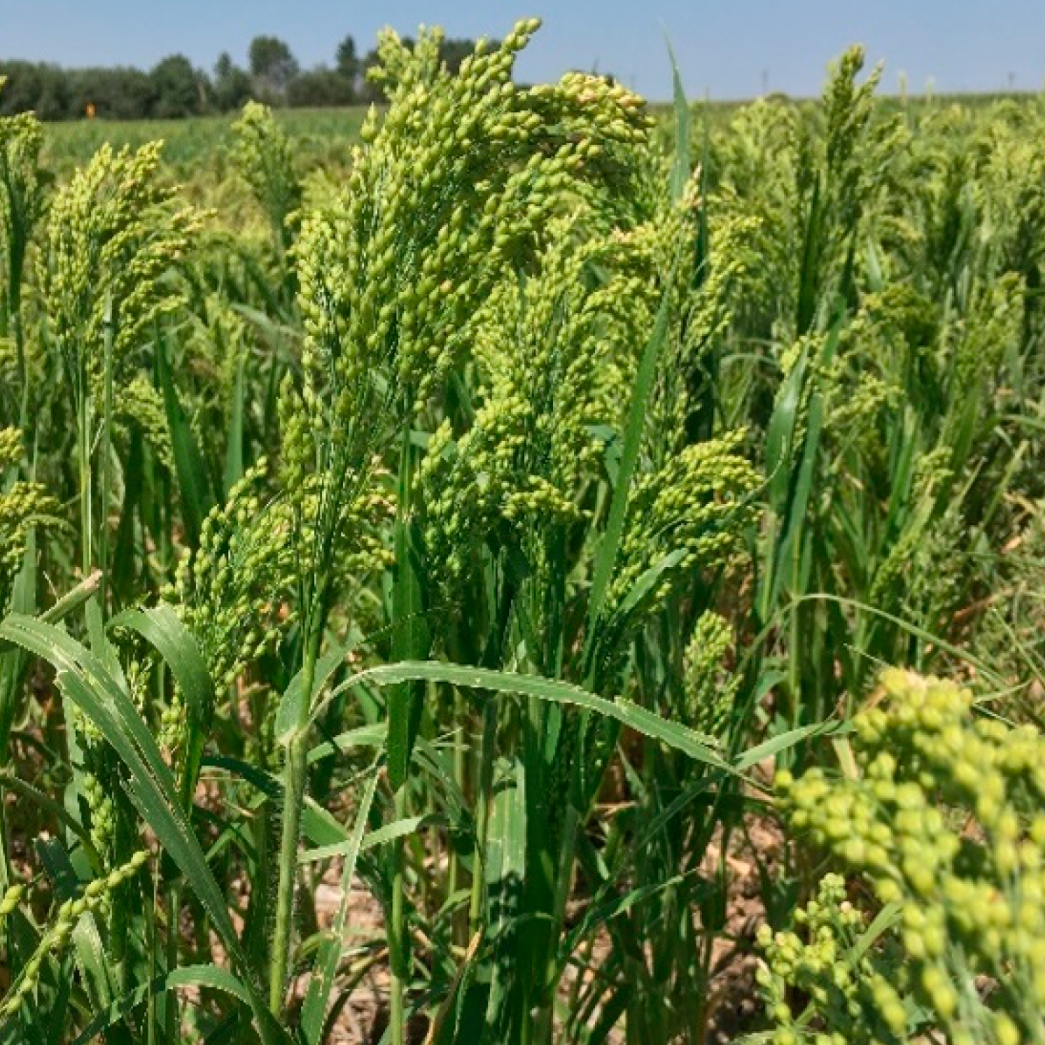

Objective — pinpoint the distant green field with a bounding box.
[41,91,1037,179]
[43,106,370,175]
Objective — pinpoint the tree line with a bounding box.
[0,33,483,120]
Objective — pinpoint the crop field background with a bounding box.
[37,94,1014,177]
[1,15,1045,1045]
[42,108,368,175]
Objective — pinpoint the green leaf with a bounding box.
[765,346,808,515]
[796,176,823,337]
[299,813,448,865]
[223,354,246,497]
[70,964,258,1045]
[325,662,728,770]
[300,768,379,1045]
[388,431,430,791]
[156,326,213,548]
[201,753,346,851]
[306,723,387,765]
[666,36,690,202]
[735,720,839,773]
[607,548,687,633]
[0,570,101,658]
[275,644,348,748]
[585,284,674,676]
[0,617,287,1045]
[109,603,215,807]
[484,757,527,1034]
[0,534,36,761]
[0,771,101,866]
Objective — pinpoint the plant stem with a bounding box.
[533,804,579,1045]
[387,421,427,1045]
[164,887,180,1043]
[14,302,28,436]
[389,782,409,1045]
[448,686,466,946]
[97,297,114,616]
[78,390,92,582]
[268,602,325,1014]
[468,697,498,935]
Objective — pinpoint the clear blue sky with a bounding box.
[1,0,1042,100]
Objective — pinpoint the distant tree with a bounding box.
[67,67,156,119]
[213,52,253,111]
[335,35,359,85]
[287,67,355,108]
[0,61,71,120]
[150,54,203,118]
[330,34,360,103]
[0,27,492,120]
[248,35,299,103]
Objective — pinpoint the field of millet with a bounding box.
[1,18,1044,1045]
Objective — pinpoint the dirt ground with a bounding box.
[298,814,781,1044]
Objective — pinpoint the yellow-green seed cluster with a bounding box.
[169,461,293,697]
[420,216,646,610]
[0,427,57,611]
[41,141,199,398]
[682,610,739,737]
[232,101,303,252]
[606,430,759,628]
[284,20,656,591]
[0,849,150,1018]
[115,373,175,473]
[756,873,911,1045]
[83,768,116,859]
[187,291,251,402]
[774,669,1045,1043]
[293,15,653,419]
[0,883,25,919]
[294,17,596,422]
[0,101,47,333]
